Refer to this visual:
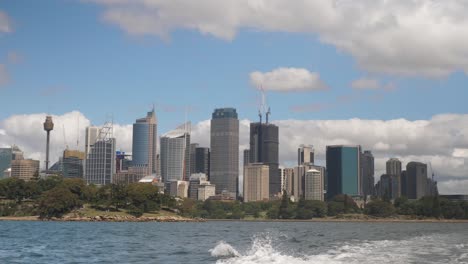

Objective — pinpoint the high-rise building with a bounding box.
[304,168,324,201]
[85,126,99,156]
[326,145,361,200]
[160,122,191,182]
[249,121,279,197]
[401,170,407,197]
[84,124,116,185]
[210,108,239,197]
[194,147,210,178]
[0,148,13,178]
[132,109,157,177]
[386,158,402,177]
[189,143,199,177]
[360,150,375,197]
[298,145,314,165]
[280,167,294,197]
[385,158,402,198]
[243,163,269,202]
[243,149,250,167]
[406,162,428,199]
[62,149,85,178]
[11,159,40,181]
[376,174,400,200]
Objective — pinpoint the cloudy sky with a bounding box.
[0,1,467,194]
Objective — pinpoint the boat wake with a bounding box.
[209,233,468,264]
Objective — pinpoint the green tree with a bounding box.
[37,186,81,219]
[440,199,464,219]
[2,178,28,203]
[432,194,441,218]
[364,200,395,217]
[278,192,294,219]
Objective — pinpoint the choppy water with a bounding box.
[0,221,467,263]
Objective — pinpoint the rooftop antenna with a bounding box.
[258,85,268,123]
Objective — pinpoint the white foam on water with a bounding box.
[210,241,241,258]
[211,233,468,264]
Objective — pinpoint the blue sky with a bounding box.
[1,0,467,134]
[1,1,468,193]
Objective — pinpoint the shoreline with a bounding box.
[1,216,468,223]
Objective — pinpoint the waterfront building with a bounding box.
[169,180,189,198]
[304,168,324,201]
[160,122,191,182]
[249,121,280,197]
[193,146,210,178]
[198,184,216,201]
[11,159,40,181]
[131,109,157,175]
[188,173,209,200]
[406,162,428,199]
[360,150,375,197]
[243,163,269,202]
[84,123,116,185]
[62,149,85,178]
[210,108,239,197]
[280,167,294,197]
[326,145,361,200]
[85,126,99,156]
[0,146,23,178]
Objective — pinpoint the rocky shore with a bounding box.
[0,215,205,222]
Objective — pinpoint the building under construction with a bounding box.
[84,122,116,185]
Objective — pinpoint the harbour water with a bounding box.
[0,221,467,263]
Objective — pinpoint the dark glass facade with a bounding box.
[249,122,280,196]
[326,145,361,200]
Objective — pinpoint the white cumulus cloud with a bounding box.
[250,68,328,92]
[1,111,467,194]
[89,0,468,77]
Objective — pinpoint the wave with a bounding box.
[210,233,468,264]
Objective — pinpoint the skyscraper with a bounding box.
[160,122,191,183]
[298,145,314,165]
[406,162,428,199]
[360,150,375,197]
[210,108,239,197]
[0,148,13,178]
[62,149,85,178]
[194,146,210,178]
[304,168,324,201]
[85,126,99,156]
[243,163,269,202]
[326,145,361,200]
[249,121,280,197]
[386,158,402,177]
[132,109,157,175]
[189,143,199,177]
[386,158,402,198]
[84,123,116,185]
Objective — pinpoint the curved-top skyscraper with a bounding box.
[132,109,157,175]
[210,108,239,197]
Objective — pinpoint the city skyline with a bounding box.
[0,1,467,194]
